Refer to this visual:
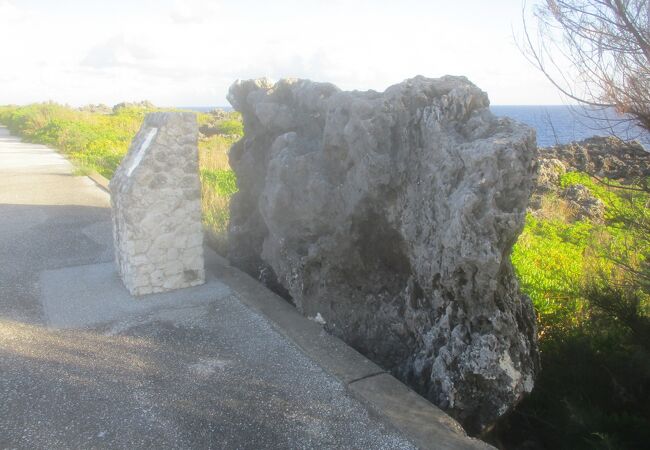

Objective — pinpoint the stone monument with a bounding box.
[110,112,205,296]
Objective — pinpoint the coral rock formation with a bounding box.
[227,76,539,433]
[531,136,649,220]
[538,136,650,182]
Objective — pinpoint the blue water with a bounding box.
[491,105,650,148]
[180,105,649,149]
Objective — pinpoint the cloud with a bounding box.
[81,35,156,69]
[169,0,220,24]
[0,0,25,24]
[232,48,381,92]
[0,0,565,106]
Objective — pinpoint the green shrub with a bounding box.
[512,216,592,335]
[215,119,243,136]
[196,110,244,137]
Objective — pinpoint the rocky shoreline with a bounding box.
[532,136,650,222]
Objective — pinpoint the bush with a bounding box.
[215,119,243,136]
[512,216,591,336]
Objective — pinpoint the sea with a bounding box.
[181,105,650,149]
[491,105,650,149]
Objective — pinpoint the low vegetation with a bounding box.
[516,0,650,445]
[498,172,650,449]
[0,102,240,244]
[1,101,647,449]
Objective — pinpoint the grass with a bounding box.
[513,174,649,337]
[0,102,240,243]
[512,215,592,335]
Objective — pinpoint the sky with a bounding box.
[0,0,566,107]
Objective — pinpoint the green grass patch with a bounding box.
[201,169,238,196]
[512,215,592,334]
[214,119,243,136]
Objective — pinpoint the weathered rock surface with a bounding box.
[562,184,606,222]
[538,136,650,182]
[110,112,205,296]
[226,76,539,433]
[535,158,567,193]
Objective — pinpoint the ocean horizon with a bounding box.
[491,105,650,148]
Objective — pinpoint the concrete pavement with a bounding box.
[0,126,488,449]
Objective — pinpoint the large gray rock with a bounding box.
[227,76,539,433]
[110,112,205,296]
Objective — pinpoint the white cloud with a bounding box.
[82,35,157,69]
[0,0,566,106]
[0,0,25,23]
[170,0,220,24]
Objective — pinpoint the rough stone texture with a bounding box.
[535,158,567,193]
[227,76,539,434]
[530,136,648,216]
[110,112,205,296]
[562,184,605,223]
[528,158,567,211]
[538,136,650,182]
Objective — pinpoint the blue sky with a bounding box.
[0,0,565,106]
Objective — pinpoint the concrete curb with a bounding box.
[86,171,110,193]
[208,253,493,450]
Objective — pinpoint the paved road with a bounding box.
[0,127,417,449]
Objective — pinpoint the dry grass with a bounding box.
[199,135,231,171]
[201,182,231,255]
[198,134,239,255]
[532,194,574,222]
